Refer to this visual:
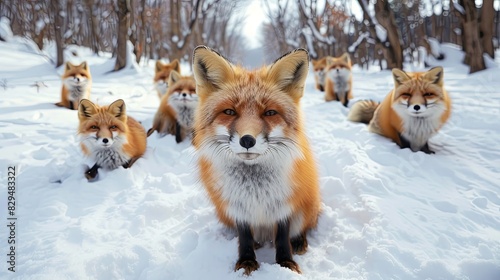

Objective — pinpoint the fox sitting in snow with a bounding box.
[154,59,181,99]
[147,71,197,143]
[324,53,353,107]
[56,62,92,110]
[192,46,321,275]
[347,66,451,154]
[78,99,147,181]
[311,57,327,91]
[311,56,327,91]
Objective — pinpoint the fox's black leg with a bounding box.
[398,133,412,150]
[290,232,308,255]
[275,219,301,273]
[421,142,435,154]
[85,163,100,181]
[175,121,182,143]
[342,92,349,107]
[234,222,259,275]
[123,157,140,169]
[69,101,74,110]
[319,85,324,91]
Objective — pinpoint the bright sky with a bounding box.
[242,0,267,49]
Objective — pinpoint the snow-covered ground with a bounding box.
[0,39,499,280]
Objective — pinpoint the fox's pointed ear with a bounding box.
[78,99,98,121]
[168,70,181,85]
[65,62,72,71]
[108,99,126,122]
[341,53,351,64]
[155,61,164,72]
[325,56,335,67]
[171,59,181,73]
[267,48,309,100]
[424,66,444,86]
[392,68,411,87]
[192,45,234,95]
[79,61,88,70]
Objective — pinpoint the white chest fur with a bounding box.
[65,82,90,101]
[216,160,294,228]
[399,114,442,151]
[173,105,195,129]
[93,147,131,169]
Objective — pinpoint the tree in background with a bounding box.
[454,0,485,73]
[50,0,64,67]
[0,0,246,69]
[0,0,498,73]
[114,0,130,71]
[480,0,494,59]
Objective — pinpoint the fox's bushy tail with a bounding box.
[347,100,380,124]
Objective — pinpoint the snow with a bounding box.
[359,0,388,43]
[1,39,500,280]
[0,17,14,42]
[428,37,443,58]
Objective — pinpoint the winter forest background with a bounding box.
[1,0,499,73]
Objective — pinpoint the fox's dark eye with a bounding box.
[90,125,98,130]
[401,93,411,97]
[223,109,236,116]
[110,125,118,129]
[264,110,278,116]
[424,92,434,97]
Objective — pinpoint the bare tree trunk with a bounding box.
[458,0,485,73]
[51,0,64,67]
[114,0,130,71]
[357,0,403,69]
[135,0,146,63]
[480,0,494,58]
[373,0,403,69]
[86,0,100,54]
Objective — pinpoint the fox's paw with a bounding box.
[277,259,301,274]
[84,167,99,182]
[421,143,435,154]
[291,234,308,255]
[146,128,155,137]
[235,259,259,276]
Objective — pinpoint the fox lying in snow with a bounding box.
[78,99,147,181]
[348,67,451,154]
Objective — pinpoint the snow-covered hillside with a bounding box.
[0,40,499,280]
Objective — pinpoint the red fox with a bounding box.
[154,59,181,99]
[78,99,147,181]
[192,46,321,275]
[347,67,451,154]
[56,62,92,110]
[311,57,327,91]
[324,53,352,107]
[147,71,197,143]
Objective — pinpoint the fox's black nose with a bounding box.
[102,138,109,144]
[240,135,256,149]
[336,68,339,72]
[76,77,80,82]
[414,105,421,111]
[182,93,187,97]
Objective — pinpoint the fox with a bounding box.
[56,61,92,110]
[192,46,321,275]
[147,71,197,143]
[311,57,327,91]
[324,53,352,107]
[78,99,147,181]
[347,66,451,154]
[154,59,181,99]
